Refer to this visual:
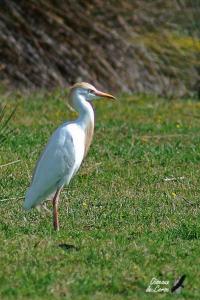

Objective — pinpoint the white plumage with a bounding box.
[24,124,82,209]
[24,82,116,230]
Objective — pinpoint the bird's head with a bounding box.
[69,82,116,104]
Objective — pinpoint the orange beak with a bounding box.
[94,90,116,100]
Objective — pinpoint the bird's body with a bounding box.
[24,109,93,210]
[24,82,115,230]
[24,122,84,209]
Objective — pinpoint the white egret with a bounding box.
[23,82,116,230]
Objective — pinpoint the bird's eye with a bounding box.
[88,89,94,94]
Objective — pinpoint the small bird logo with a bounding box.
[171,275,186,293]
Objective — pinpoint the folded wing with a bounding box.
[24,124,76,209]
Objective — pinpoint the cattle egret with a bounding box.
[24,82,116,231]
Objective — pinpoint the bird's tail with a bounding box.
[23,187,40,210]
[23,186,56,210]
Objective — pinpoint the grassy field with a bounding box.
[1,90,200,299]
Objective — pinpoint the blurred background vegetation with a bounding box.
[0,0,199,98]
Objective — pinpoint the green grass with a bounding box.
[1,90,200,299]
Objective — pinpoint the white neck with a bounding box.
[70,91,94,129]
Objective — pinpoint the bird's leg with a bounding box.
[53,188,61,231]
